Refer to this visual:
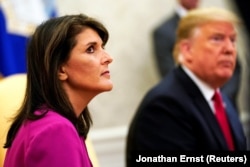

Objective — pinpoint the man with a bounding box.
[127,7,246,166]
[233,0,250,150]
[153,0,241,110]
[153,0,199,78]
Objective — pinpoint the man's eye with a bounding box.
[86,46,94,53]
[212,36,222,41]
[230,37,236,43]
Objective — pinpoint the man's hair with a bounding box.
[173,7,240,64]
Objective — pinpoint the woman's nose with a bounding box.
[102,51,113,64]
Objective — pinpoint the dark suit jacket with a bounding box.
[152,12,241,110]
[153,13,180,78]
[233,0,250,150]
[126,66,246,166]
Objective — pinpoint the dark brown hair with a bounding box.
[4,14,109,148]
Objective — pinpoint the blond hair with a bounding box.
[173,7,240,64]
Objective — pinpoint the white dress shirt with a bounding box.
[181,65,218,113]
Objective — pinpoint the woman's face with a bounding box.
[60,27,113,97]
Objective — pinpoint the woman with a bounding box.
[3,14,113,167]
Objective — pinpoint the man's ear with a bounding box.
[58,66,68,81]
[179,39,193,62]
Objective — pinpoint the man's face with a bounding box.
[180,0,200,10]
[185,21,237,88]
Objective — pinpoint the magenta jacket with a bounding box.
[4,110,92,167]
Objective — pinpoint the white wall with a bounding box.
[56,0,234,129]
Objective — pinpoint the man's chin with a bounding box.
[219,70,233,78]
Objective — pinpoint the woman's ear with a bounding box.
[58,66,68,81]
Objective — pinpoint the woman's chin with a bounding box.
[102,82,113,92]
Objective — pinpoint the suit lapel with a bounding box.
[222,95,246,150]
[194,97,228,149]
[175,67,229,150]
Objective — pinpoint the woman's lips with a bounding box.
[101,70,110,77]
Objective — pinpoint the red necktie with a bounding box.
[213,90,235,151]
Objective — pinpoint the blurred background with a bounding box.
[1,0,249,167]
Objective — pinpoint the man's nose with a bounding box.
[224,38,236,55]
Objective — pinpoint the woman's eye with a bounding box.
[102,44,105,50]
[86,46,94,53]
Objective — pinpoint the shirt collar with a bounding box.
[175,4,188,18]
[181,65,215,101]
